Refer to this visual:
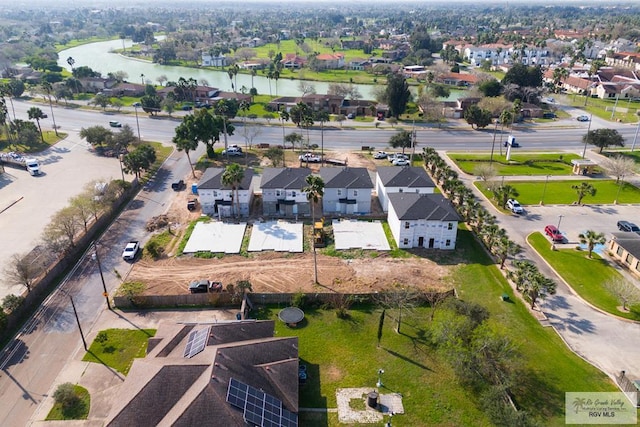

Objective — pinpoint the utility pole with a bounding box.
[93,242,112,310]
[69,295,88,351]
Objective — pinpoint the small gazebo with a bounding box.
[571,159,598,176]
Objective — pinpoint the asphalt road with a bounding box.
[0,99,638,425]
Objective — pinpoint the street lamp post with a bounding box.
[140,74,145,85]
[490,118,499,164]
[540,175,550,206]
[614,175,625,205]
[118,153,125,181]
[93,242,112,310]
[133,103,141,142]
[581,114,593,159]
[631,118,640,152]
[68,294,88,351]
[552,215,564,251]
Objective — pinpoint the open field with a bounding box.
[449,152,581,176]
[475,179,640,205]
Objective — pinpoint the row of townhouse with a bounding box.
[196,166,460,250]
[268,93,388,118]
[543,66,640,100]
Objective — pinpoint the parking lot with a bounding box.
[0,133,125,299]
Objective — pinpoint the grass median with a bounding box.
[449,152,580,176]
[527,232,640,321]
[476,179,640,205]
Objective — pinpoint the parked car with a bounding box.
[504,140,520,148]
[388,153,407,163]
[109,120,122,128]
[171,180,185,191]
[542,112,556,119]
[347,113,355,119]
[544,225,563,242]
[577,115,590,122]
[374,151,388,159]
[189,279,223,293]
[617,220,640,233]
[506,199,524,214]
[392,158,410,166]
[222,146,243,156]
[121,241,140,261]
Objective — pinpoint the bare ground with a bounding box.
[131,150,450,296]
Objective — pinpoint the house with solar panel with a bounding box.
[319,167,374,215]
[106,320,299,427]
[197,167,254,218]
[387,193,461,249]
[375,166,435,212]
[260,168,312,216]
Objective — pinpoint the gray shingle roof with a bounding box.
[198,167,254,190]
[319,167,373,189]
[260,167,311,189]
[377,166,434,188]
[107,320,299,427]
[612,233,640,259]
[388,193,461,221]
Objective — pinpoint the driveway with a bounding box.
[442,149,640,383]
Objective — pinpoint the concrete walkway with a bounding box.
[440,148,640,386]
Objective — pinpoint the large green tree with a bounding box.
[384,73,411,119]
[572,182,597,205]
[582,128,625,153]
[123,145,156,179]
[578,230,606,259]
[303,175,325,283]
[464,105,492,129]
[389,129,413,154]
[27,106,46,142]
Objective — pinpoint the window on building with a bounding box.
[635,261,640,271]
[337,189,342,196]
[446,239,451,246]
[415,189,419,193]
[276,190,282,197]
[625,253,633,264]
[291,191,296,197]
[403,238,409,245]
[399,188,403,193]
[616,246,624,257]
[353,190,358,196]
[404,222,410,229]
[213,191,218,197]
[448,223,453,230]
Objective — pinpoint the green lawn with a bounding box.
[82,328,156,375]
[475,179,640,205]
[268,229,617,426]
[1,130,67,153]
[45,384,90,420]
[528,232,639,321]
[449,152,581,176]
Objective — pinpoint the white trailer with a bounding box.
[0,152,41,176]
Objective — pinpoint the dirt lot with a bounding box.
[131,149,451,296]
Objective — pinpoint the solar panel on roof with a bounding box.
[183,326,210,358]
[226,378,298,427]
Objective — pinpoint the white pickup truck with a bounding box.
[0,152,41,175]
[298,152,321,163]
[122,241,140,261]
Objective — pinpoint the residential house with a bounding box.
[348,58,369,71]
[260,168,312,216]
[456,97,482,113]
[320,167,373,215]
[341,40,365,50]
[608,233,640,278]
[520,102,544,119]
[300,94,345,115]
[387,193,461,249]
[315,53,345,70]
[201,53,228,67]
[106,320,299,427]
[376,166,435,212]
[197,167,254,217]
[437,72,479,87]
[463,43,513,67]
[280,54,306,70]
[80,77,118,94]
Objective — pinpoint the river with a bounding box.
[58,39,464,101]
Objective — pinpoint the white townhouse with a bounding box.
[376,166,435,212]
[387,193,460,250]
[197,167,254,218]
[260,168,312,216]
[320,167,373,215]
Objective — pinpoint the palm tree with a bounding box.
[492,184,519,209]
[279,110,290,145]
[495,237,521,269]
[222,163,245,218]
[578,230,606,258]
[571,182,596,205]
[27,107,46,142]
[41,82,58,136]
[303,175,325,283]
